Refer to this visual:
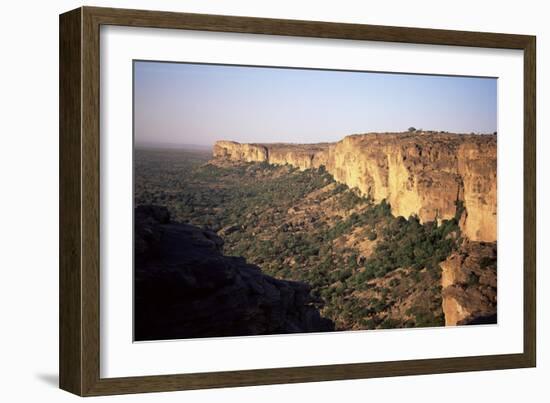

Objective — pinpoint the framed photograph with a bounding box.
[59,6,536,396]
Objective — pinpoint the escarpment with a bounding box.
[213,132,497,242]
[134,205,334,341]
[212,133,497,328]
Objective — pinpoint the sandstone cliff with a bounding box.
[134,205,334,340]
[213,132,496,242]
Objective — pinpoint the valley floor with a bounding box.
[134,148,497,333]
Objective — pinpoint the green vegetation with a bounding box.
[406,305,445,328]
[135,148,461,331]
[360,215,459,281]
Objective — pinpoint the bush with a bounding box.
[389,278,400,287]
[480,256,496,269]
[380,318,401,329]
[406,306,444,327]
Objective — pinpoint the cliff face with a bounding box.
[134,205,334,341]
[213,132,496,242]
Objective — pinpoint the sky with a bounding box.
[134,61,497,147]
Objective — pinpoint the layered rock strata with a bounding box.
[213,132,497,242]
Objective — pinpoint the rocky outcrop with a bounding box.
[134,205,334,341]
[440,240,497,325]
[212,132,496,242]
[457,140,497,242]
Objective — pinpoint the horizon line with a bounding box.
[135,129,498,149]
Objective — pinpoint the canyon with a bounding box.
[213,132,497,326]
[213,132,497,243]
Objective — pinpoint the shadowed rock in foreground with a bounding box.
[134,205,334,341]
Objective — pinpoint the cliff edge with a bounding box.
[213,132,496,242]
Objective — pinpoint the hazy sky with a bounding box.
[134,61,497,147]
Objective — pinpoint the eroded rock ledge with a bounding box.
[213,132,496,242]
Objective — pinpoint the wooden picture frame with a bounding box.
[59,6,536,396]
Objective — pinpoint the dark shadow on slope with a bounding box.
[134,205,334,341]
